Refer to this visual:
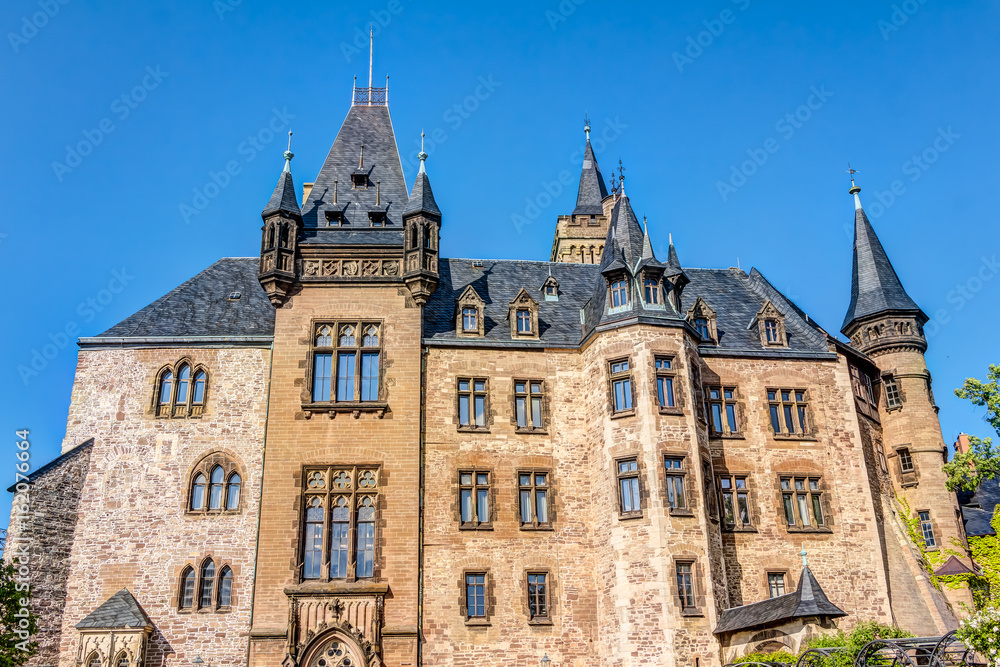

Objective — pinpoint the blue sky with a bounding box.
[2,1,998,521]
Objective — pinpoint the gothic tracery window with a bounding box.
[154,359,209,418]
[311,321,382,404]
[188,454,243,514]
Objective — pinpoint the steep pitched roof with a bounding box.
[76,589,151,629]
[598,195,644,274]
[262,168,300,218]
[571,138,609,216]
[664,235,689,285]
[957,478,1000,537]
[300,105,408,241]
[715,566,846,634]
[84,258,275,343]
[403,169,440,217]
[842,195,924,333]
[934,555,977,577]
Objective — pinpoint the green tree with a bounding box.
[0,561,37,665]
[944,364,1000,492]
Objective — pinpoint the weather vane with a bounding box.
[847,163,859,185]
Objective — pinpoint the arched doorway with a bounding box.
[301,631,367,667]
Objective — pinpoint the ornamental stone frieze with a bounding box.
[300,258,401,280]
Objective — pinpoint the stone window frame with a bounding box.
[524,569,553,625]
[177,554,237,613]
[517,468,554,531]
[461,569,494,626]
[512,379,548,434]
[607,271,631,313]
[716,471,757,533]
[766,388,815,441]
[642,270,666,309]
[917,509,938,550]
[653,355,683,415]
[298,465,381,584]
[456,377,491,432]
[765,570,789,598]
[892,444,919,487]
[508,288,540,340]
[672,555,706,616]
[614,455,644,520]
[751,300,788,347]
[456,285,486,338]
[186,452,245,516]
[607,357,636,418]
[152,357,209,419]
[687,297,718,345]
[704,385,744,438]
[660,451,694,517]
[458,469,494,531]
[882,371,905,411]
[307,320,384,406]
[777,474,833,534]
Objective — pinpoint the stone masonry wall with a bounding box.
[55,346,270,667]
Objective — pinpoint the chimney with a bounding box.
[954,433,971,455]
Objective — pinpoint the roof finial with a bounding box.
[376,179,381,205]
[847,163,862,209]
[359,144,365,169]
[418,130,428,174]
[643,215,648,235]
[610,170,619,195]
[618,159,626,196]
[283,131,294,173]
[669,232,674,246]
[368,24,374,97]
[584,113,591,142]
[801,547,808,568]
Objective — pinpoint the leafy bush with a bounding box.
[955,605,1000,667]
[735,650,798,665]
[802,621,912,667]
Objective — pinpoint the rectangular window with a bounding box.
[311,322,382,403]
[676,562,695,609]
[898,447,914,473]
[919,511,936,548]
[527,572,548,620]
[664,457,686,510]
[611,279,628,308]
[850,365,877,406]
[462,307,478,332]
[301,466,379,582]
[884,375,902,408]
[516,309,532,333]
[705,386,739,435]
[458,378,488,428]
[779,476,825,529]
[617,458,641,515]
[465,573,486,619]
[718,474,752,529]
[460,471,491,527]
[514,380,545,430]
[644,277,660,305]
[655,357,676,409]
[767,389,809,435]
[518,471,550,527]
[609,359,633,414]
[694,317,710,339]
[768,572,786,598]
[764,320,779,343]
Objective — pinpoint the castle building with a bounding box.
[7,70,973,667]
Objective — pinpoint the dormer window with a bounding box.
[368,210,387,227]
[611,279,628,308]
[325,210,344,227]
[508,288,540,340]
[352,172,368,189]
[456,285,486,338]
[687,297,718,344]
[642,275,663,306]
[753,301,788,347]
[541,275,559,301]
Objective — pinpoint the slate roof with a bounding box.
[957,477,1000,537]
[6,439,92,493]
[86,258,274,342]
[262,166,301,218]
[571,138,609,216]
[403,168,441,218]
[76,589,151,629]
[842,198,925,333]
[301,105,408,233]
[715,566,846,634]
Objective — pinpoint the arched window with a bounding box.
[114,651,129,667]
[199,560,215,608]
[339,325,355,347]
[87,652,102,667]
[218,566,233,607]
[267,224,276,249]
[158,371,173,405]
[180,567,196,609]
[424,223,433,249]
[155,361,209,418]
[279,223,289,248]
[190,473,207,510]
[611,279,628,308]
[226,473,241,510]
[209,466,225,510]
[176,365,190,404]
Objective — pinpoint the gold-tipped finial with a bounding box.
[847,163,860,195]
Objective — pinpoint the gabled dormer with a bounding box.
[456,285,485,338]
[751,300,788,347]
[541,275,559,301]
[687,297,718,344]
[508,288,540,340]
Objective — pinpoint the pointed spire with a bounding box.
[404,132,441,218]
[262,139,300,218]
[598,188,644,275]
[571,118,609,216]
[841,176,925,334]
